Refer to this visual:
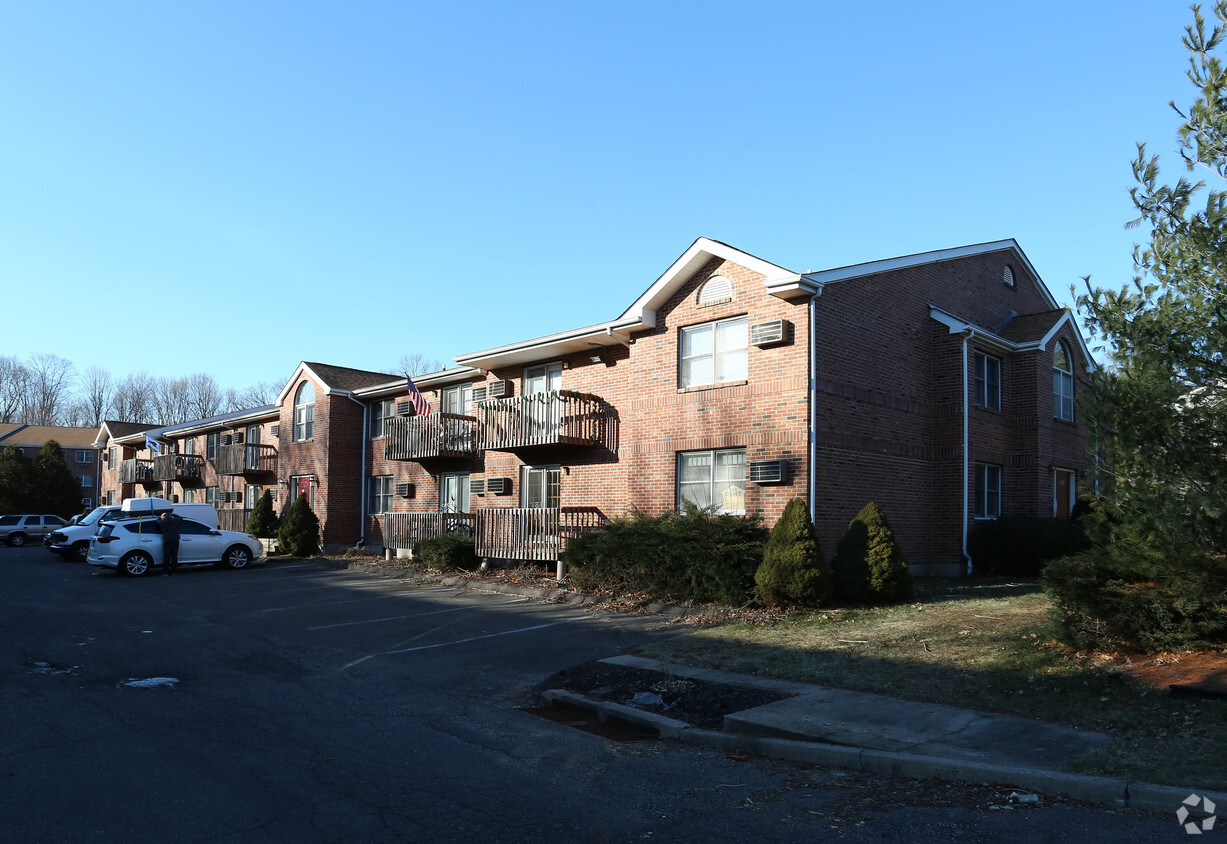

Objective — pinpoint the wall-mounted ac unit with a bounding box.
[395,482,414,498]
[270,424,280,437]
[396,400,412,416]
[471,479,486,496]
[471,386,487,403]
[748,459,786,484]
[234,432,245,444]
[486,477,509,495]
[487,379,511,398]
[750,319,792,347]
[234,491,243,504]
[221,434,233,445]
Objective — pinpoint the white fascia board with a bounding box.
[453,319,637,370]
[1039,311,1099,373]
[929,307,1024,354]
[275,362,313,407]
[809,240,1058,310]
[158,405,280,438]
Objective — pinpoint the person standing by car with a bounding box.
[158,511,183,575]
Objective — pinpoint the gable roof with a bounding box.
[94,420,160,447]
[275,361,402,405]
[930,306,1096,371]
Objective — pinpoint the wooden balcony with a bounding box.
[218,508,252,533]
[216,443,278,477]
[478,391,605,451]
[118,458,157,485]
[384,414,478,461]
[383,511,476,550]
[151,454,205,483]
[474,507,606,561]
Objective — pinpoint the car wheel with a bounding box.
[71,542,89,562]
[8,533,26,547]
[120,551,153,577]
[223,545,251,570]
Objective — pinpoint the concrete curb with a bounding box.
[543,688,1227,813]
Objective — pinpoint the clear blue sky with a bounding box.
[0,1,1201,394]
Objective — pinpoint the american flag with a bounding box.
[406,377,431,416]
[145,435,162,455]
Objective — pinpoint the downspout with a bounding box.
[808,293,819,526]
[961,330,972,576]
[343,393,368,548]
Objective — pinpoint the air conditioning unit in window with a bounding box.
[396,400,412,416]
[748,459,786,484]
[750,319,792,347]
[487,379,511,398]
[395,482,413,498]
[270,424,280,437]
[471,479,486,496]
[221,434,233,445]
[486,477,509,495]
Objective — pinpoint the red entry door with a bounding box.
[296,476,312,508]
[1054,470,1075,521]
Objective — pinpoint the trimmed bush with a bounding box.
[277,496,321,557]
[754,498,830,608]
[566,508,768,605]
[413,533,478,571]
[245,490,278,538]
[830,502,913,605]
[968,515,1089,576]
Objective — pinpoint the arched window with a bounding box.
[697,274,733,305]
[1053,342,1074,421]
[293,381,315,441]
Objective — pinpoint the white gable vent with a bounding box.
[750,319,792,347]
[698,274,733,305]
[748,459,786,484]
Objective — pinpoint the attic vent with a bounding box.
[1004,264,1016,287]
[221,434,233,445]
[750,319,792,347]
[487,379,511,398]
[395,482,414,498]
[748,459,786,484]
[270,424,280,437]
[486,477,510,495]
[396,400,412,416]
[470,479,486,496]
[698,274,733,304]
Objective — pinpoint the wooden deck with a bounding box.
[478,391,605,450]
[384,413,478,461]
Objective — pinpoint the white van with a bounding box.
[45,498,219,561]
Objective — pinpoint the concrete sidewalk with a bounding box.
[544,654,1227,815]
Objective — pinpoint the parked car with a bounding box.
[46,499,219,562]
[87,517,262,576]
[0,514,69,546]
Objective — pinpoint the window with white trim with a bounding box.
[975,463,1001,519]
[974,352,1001,411]
[205,487,218,506]
[680,317,748,388]
[80,474,92,487]
[442,383,474,415]
[1053,341,1074,422]
[368,476,394,515]
[206,432,219,460]
[678,448,746,515]
[370,398,395,438]
[294,381,315,441]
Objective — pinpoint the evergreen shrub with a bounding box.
[753,497,830,608]
[245,490,279,538]
[830,501,913,605]
[413,533,478,571]
[277,496,321,557]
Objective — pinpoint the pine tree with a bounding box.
[830,502,912,605]
[245,489,278,538]
[754,498,830,608]
[277,495,321,557]
[0,447,33,514]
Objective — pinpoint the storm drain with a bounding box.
[521,705,659,743]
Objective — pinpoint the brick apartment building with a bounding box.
[95,237,1093,576]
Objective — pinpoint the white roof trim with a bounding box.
[808,240,1058,311]
[930,306,1097,372]
[352,366,484,398]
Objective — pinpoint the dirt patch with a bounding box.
[546,660,786,730]
[1122,651,1227,696]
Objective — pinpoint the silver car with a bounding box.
[0,514,68,546]
[87,518,263,576]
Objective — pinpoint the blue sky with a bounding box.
[0,1,1202,394]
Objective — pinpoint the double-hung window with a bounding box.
[678,448,746,515]
[368,476,394,515]
[1053,342,1074,422]
[76,450,93,464]
[206,433,219,460]
[975,464,1001,519]
[974,353,1001,411]
[370,399,395,438]
[442,384,474,415]
[680,317,748,389]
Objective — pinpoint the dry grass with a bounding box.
[637,578,1227,790]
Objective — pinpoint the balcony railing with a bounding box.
[474,507,607,561]
[151,454,205,483]
[384,413,478,461]
[383,511,476,551]
[478,391,605,451]
[216,443,278,476]
[218,508,252,533]
[118,458,157,485]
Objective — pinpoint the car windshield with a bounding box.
[79,507,113,526]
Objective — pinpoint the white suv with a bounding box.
[0,514,68,546]
[88,518,263,576]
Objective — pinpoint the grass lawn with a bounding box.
[636,578,1227,790]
